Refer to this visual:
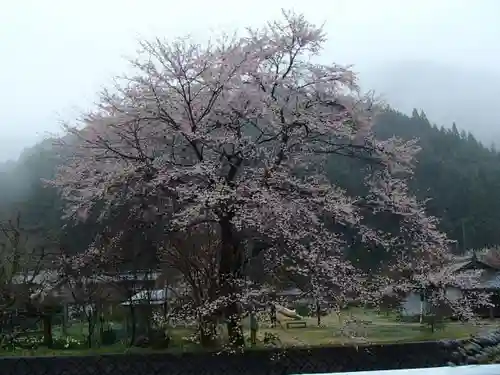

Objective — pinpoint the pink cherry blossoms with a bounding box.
[48,11,487,344]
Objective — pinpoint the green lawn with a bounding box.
[2,308,498,356]
[241,307,495,347]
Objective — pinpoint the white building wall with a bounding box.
[400,287,463,317]
[401,292,424,316]
[445,286,463,301]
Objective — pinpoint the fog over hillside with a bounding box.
[4,59,500,163]
[359,60,500,146]
[2,0,500,162]
[0,134,44,162]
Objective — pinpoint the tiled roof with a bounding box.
[451,268,500,290]
[121,288,176,305]
[480,273,500,289]
[12,269,161,285]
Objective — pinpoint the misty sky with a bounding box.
[1,0,500,161]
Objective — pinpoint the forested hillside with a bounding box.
[1,107,499,256]
[377,109,500,251]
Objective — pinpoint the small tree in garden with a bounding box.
[47,10,483,347]
[57,248,110,348]
[0,215,51,348]
[93,228,159,346]
[0,215,31,314]
[160,223,225,347]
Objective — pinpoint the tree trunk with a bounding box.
[225,302,244,347]
[128,304,137,347]
[199,315,217,348]
[62,303,68,336]
[86,306,96,349]
[94,304,103,348]
[87,315,94,348]
[98,305,105,346]
[316,301,321,326]
[219,216,245,347]
[42,314,53,348]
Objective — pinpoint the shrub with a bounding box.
[134,335,149,348]
[422,314,447,332]
[149,329,170,349]
[294,303,310,317]
[262,331,281,347]
[51,337,86,350]
[101,328,117,346]
[2,334,86,351]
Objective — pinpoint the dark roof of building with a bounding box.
[449,267,500,291]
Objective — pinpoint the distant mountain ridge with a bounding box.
[0,133,47,163]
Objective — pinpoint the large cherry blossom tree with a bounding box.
[48,11,483,346]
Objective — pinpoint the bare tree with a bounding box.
[93,228,161,346]
[0,214,50,347]
[58,248,112,348]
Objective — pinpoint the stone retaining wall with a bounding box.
[0,341,457,375]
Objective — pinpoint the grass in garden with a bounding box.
[240,307,495,347]
[2,307,496,356]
